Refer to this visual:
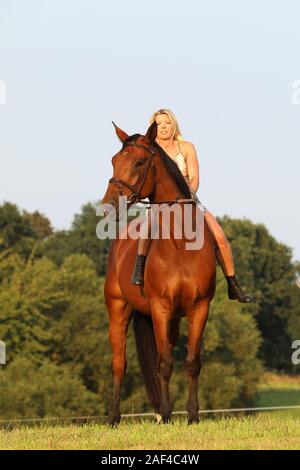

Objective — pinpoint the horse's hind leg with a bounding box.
[185,299,210,424]
[107,298,132,426]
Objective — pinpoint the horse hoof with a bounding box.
[160,416,172,424]
[108,415,121,427]
[188,415,199,425]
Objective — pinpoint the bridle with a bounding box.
[109,141,156,206]
[109,140,196,206]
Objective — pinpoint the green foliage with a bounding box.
[0,252,60,363]
[41,202,111,276]
[218,216,300,371]
[201,272,262,407]
[0,202,37,259]
[47,256,112,413]
[0,357,98,419]
[0,249,112,416]
[38,230,74,266]
[0,201,299,419]
[24,210,53,239]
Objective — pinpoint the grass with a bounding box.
[0,415,300,450]
[255,372,300,418]
[1,372,300,450]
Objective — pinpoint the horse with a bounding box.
[100,121,216,425]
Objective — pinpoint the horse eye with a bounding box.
[135,159,146,167]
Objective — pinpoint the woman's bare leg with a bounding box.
[204,210,234,276]
[204,210,252,302]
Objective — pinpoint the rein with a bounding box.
[109,140,196,207]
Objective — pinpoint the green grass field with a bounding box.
[1,373,300,450]
[255,372,300,418]
[0,415,300,450]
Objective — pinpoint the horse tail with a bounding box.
[133,311,161,413]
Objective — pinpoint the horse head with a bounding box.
[101,122,158,220]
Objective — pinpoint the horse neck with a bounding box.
[151,157,185,203]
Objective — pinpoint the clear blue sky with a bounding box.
[0,0,299,260]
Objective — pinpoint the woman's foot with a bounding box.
[131,254,147,285]
[226,275,252,303]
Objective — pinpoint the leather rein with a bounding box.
[109,140,195,206]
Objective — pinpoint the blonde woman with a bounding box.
[131,109,251,303]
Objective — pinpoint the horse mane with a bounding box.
[122,134,141,147]
[122,134,192,199]
[152,141,192,199]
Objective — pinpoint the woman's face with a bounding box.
[155,114,175,140]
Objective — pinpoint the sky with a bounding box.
[0,0,299,260]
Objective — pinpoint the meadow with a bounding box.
[1,373,299,450]
[0,415,300,450]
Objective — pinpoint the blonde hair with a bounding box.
[149,108,184,141]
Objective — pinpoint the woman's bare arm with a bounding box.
[184,141,199,193]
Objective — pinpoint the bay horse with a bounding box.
[101,121,216,425]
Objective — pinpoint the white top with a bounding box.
[173,141,189,183]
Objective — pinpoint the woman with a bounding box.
[131,109,251,303]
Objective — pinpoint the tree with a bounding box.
[1,200,298,419]
[0,357,98,419]
[218,216,300,371]
[0,248,112,417]
[0,252,63,364]
[41,202,111,276]
[0,202,36,259]
[45,255,113,413]
[24,210,53,239]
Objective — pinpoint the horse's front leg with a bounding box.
[185,299,210,424]
[107,299,132,426]
[151,298,175,423]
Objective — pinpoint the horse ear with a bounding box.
[112,121,129,143]
[144,121,157,144]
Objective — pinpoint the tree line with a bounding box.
[0,201,299,419]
